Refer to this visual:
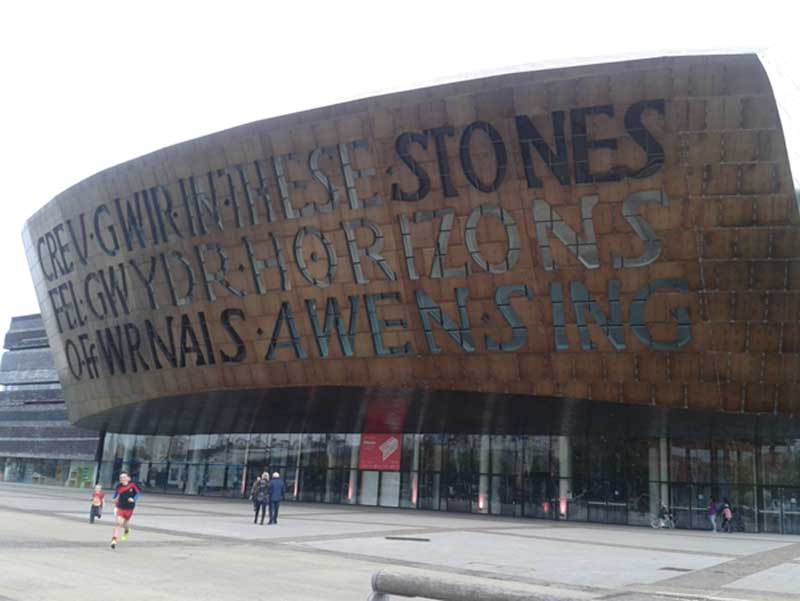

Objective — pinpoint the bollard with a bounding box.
[368,570,575,601]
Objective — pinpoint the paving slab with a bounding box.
[725,563,800,595]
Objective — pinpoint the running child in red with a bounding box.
[89,485,105,523]
[110,472,139,549]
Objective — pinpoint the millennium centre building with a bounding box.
[17,54,800,533]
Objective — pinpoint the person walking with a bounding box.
[707,497,718,532]
[250,472,270,525]
[89,484,105,524]
[267,471,285,525]
[110,472,139,549]
[721,498,733,533]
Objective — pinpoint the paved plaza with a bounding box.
[1,483,800,600]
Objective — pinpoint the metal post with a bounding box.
[93,429,106,485]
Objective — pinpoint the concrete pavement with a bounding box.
[1,482,799,600]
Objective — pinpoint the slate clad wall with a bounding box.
[21,54,800,434]
[0,315,98,459]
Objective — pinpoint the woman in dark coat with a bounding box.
[250,472,270,525]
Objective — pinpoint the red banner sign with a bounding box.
[358,433,402,471]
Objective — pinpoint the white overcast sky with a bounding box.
[1,0,798,342]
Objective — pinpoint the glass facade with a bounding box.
[0,457,97,487]
[89,426,800,535]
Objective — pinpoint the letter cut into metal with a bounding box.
[308,146,341,214]
[194,243,246,302]
[272,154,301,220]
[549,282,569,352]
[305,296,359,358]
[265,302,308,360]
[612,190,669,269]
[364,292,411,356]
[160,251,195,307]
[533,195,600,271]
[339,140,381,209]
[341,219,397,284]
[416,288,475,354]
[416,209,469,279]
[243,235,291,293]
[180,174,223,236]
[294,227,338,288]
[569,280,626,351]
[465,203,521,274]
[630,279,692,351]
[397,214,420,281]
[485,284,533,352]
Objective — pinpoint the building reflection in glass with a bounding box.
[44,409,797,536]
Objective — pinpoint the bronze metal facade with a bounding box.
[22,54,800,435]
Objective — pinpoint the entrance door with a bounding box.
[670,484,692,529]
[443,471,476,513]
[522,474,557,519]
[491,474,524,517]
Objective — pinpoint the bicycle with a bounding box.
[650,513,675,529]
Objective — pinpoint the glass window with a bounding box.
[98,461,114,488]
[671,440,711,483]
[760,440,800,486]
[325,434,349,469]
[133,435,151,462]
[399,470,416,508]
[417,471,441,511]
[102,433,119,459]
[112,434,136,461]
[269,434,291,468]
[401,435,418,472]
[345,434,361,470]
[204,435,228,464]
[246,434,269,467]
[491,436,523,475]
[420,434,444,472]
[227,465,245,497]
[300,434,326,468]
[524,436,552,474]
[148,436,172,463]
[227,434,249,465]
[379,472,401,507]
[165,463,187,493]
[144,462,169,491]
[185,463,203,495]
[445,435,476,475]
[202,464,227,495]
[714,440,755,485]
[359,471,379,505]
[299,466,325,503]
[168,436,190,462]
[323,469,347,503]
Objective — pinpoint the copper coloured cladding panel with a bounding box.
[22,54,800,434]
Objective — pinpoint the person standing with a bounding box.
[89,485,105,523]
[267,471,285,525]
[250,472,270,525]
[707,497,718,532]
[110,472,139,549]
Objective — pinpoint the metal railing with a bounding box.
[367,570,575,601]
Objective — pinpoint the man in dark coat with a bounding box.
[267,471,285,524]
